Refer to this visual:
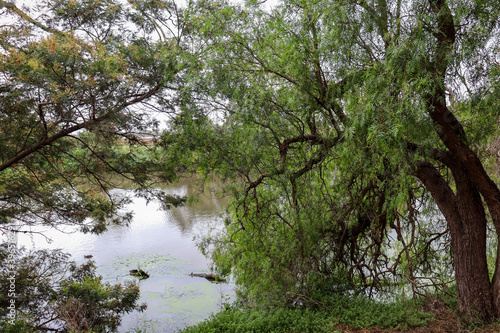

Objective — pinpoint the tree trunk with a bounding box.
[416,161,495,321]
[419,0,500,320]
[452,165,494,321]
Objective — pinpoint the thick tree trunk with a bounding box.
[416,161,495,321]
[429,99,500,318]
[421,0,500,320]
[452,165,494,321]
[451,213,493,322]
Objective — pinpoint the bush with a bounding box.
[0,245,144,332]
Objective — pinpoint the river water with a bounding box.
[15,179,234,332]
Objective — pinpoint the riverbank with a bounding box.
[180,292,500,332]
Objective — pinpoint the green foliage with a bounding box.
[57,276,142,332]
[3,0,500,327]
[165,0,500,316]
[0,244,144,332]
[0,0,184,233]
[0,318,35,333]
[181,296,432,332]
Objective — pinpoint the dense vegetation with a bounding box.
[0,0,183,330]
[0,0,183,232]
[2,0,500,331]
[0,246,145,332]
[181,294,434,332]
[173,0,500,323]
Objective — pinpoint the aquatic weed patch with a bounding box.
[97,253,189,282]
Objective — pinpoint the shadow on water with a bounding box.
[16,178,235,333]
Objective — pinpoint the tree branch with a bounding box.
[0,85,160,172]
[0,0,65,36]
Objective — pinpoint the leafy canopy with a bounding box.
[164,0,500,306]
[0,0,188,233]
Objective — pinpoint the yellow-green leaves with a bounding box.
[0,0,182,232]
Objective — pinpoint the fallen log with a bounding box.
[189,272,226,282]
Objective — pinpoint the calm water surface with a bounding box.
[17,179,234,332]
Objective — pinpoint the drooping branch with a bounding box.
[245,134,337,201]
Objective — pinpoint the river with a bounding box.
[15,178,235,332]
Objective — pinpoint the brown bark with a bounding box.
[428,98,500,315]
[416,161,495,321]
[420,0,500,320]
[449,162,494,321]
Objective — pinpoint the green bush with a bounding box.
[0,246,144,332]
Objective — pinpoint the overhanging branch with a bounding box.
[0,85,160,172]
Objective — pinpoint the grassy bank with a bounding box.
[179,292,500,333]
[180,295,431,333]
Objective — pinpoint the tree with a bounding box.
[0,244,145,332]
[0,0,186,234]
[167,0,500,322]
[0,0,189,330]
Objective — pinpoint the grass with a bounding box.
[179,294,433,333]
[179,287,500,333]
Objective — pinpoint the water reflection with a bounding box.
[15,179,234,333]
